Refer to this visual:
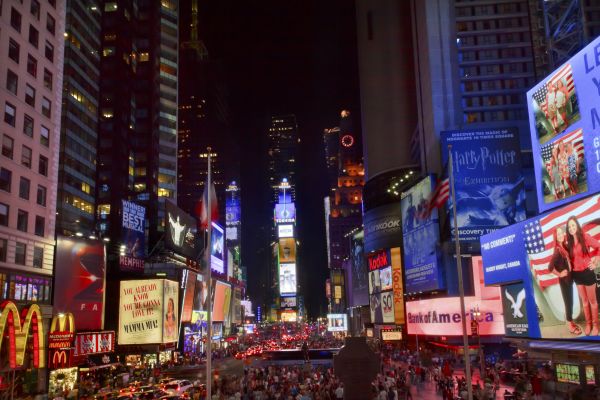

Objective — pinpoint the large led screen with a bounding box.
[279,263,297,296]
[527,35,600,212]
[349,229,369,307]
[327,314,348,332]
[441,128,526,241]
[275,203,296,222]
[401,175,443,293]
[120,200,145,272]
[211,222,225,274]
[212,280,232,322]
[278,238,296,263]
[165,200,199,259]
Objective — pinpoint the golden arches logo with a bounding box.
[0,301,45,369]
[50,313,75,333]
[52,350,68,366]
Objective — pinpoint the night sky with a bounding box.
[196,0,361,318]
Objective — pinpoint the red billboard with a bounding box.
[54,237,106,330]
[74,331,115,356]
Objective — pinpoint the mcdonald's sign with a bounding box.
[0,301,45,369]
[48,313,75,369]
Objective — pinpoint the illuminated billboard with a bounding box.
[275,203,296,222]
[120,200,145,272]
[527,35,600,212]
[281,297,297,308]
[212,280,232,322]
[165,200,199,259]
[279,263,297,296]
[211,222,225,274]
[278,224,294,238]
[327,313,348,332]
[278,238,296,263]
[118,279,179,344]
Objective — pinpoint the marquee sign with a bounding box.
[0,301,45,369]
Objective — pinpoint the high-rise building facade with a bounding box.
[96,0,178,253]
[267,114,298,203]
[0,0,66,313]
[56,1,101,237]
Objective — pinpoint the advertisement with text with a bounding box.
[120,200,146,272]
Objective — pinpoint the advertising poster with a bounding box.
[192,276,209,312]
[74,332,115,356]
[211,222,225,274]
[391,247,405,325]
[211,280,231,321]
[368,270,381,294]
[278,238,296,263]
[501,283,530,337]
[118,279,178,344]
[380,291,395,323]
[441,128,526,241]
[327,313,348,332]
[406,257,504,336]
[181,271,197,323]
[527,35,600,212]
[120,200,146,272]
[350,230,369,307]
[379,266,393,291]
[480,222,530,285]
[281,297,297,308]
[279,263,297,296]
[556,364,580,384]
[363,203,402,253]
[401,176,443,293]
[54,237,105,330]
[232,287,242,324]
[275,203,296,222]
[165,200,199,259]
[278,224,294,238]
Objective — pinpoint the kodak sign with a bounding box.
[368,249,390,271]
[0,301,45,369]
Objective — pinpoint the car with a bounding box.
[164,380,193,395]
[137,389,169,399]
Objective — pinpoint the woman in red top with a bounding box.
[566,216,600,335]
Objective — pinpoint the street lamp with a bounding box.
[471,306,485,380]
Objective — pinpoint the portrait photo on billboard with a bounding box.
[379,266,393,291]
[211,222,225,274]
[530,63,580,145]
[350,230,369,306]
[165,200,199,259]
[441,128,526,242]
[538,128,587,206]
[54,237,106,330]
[278,238,296,263]
[526,193,600,340]
[368,269,381,294]
[279,263,297,296]
[162,279,179,343]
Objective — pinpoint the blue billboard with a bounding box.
[120,200,146,272]
[527,35,600,213]
[275,203,296,222]
[480,221,529,286]
[441,128,526,242]
[401,175,443,293]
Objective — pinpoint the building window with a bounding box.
[6,69,18,94]
[4,102,16,126]
[27,55,37,77]
[2,135,14,159]
[43,69,52,90]
[21,145,32,168]
[40,125,49,147]
[0,239,6,262]
[14,243,26,265]
[34,216,44,236]
[36,185,46,206]
[8,39,20,63]
[38,155,48,176]
[10,8,21,32]
[17,210,28,232]
[25,84,36,107]
[44,41,53,62]
[0,203,8,226]
[0,169,11,192]
[19,177,30,200]
[23,114,34,137]
[28,25,39,48]
[30,0,40,20]
[33,246,43,267]
[46,14,55,35]
[41,97,50,118]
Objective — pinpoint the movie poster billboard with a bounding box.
[349,230,369,307]
[118,279,179,344]
[527,35,600,212]
[120,200,145,272]
[54,237,106,330]
[401,176,443,293]
[441,128,526,241]
[501,283,530,337]
[165,200,199,259]
[211,222,225,274]
[278,238,296,263]
[279,263,297,296]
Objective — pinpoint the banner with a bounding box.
[501,283,530,337]
[55,237,105,330]
[391,248,405,325]
[441,128,525,241]
[279,263,297,296]
[74,332,115,356]
[120,200,145,272]
[211,222,225,274]
[527,35,600,212]
[165,200,200,259]
[118,279,179,344]
[363,203,402,253]
[401,176,443,293]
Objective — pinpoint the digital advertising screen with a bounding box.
[211,280,232,322]
[556,363,580,384]
[120,200,145,272]
[441,128,526,241]
[379,266,393,291]
[165,200,199,259]
[501,282,530,338]
[368,270,380,294]
[327,313,348,332]
[278,238,296,263]
[275,203,296,222]
[350,229,369,307]
[279,263,297,296]
[527,35,600,213]
[586,365,596,385]
[211,222,225,274]
[401,175,443,293]
[281,296,297,308]
[162,279,179,343]
[278,224,294,238]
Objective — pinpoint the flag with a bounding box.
[425,178,450,216]
[531,63,575,116]
[195,181,218,229]
[541,128,584,172]
[527,195,600,290]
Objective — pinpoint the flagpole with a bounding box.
[206,147,213,399]
[448,144,473,400]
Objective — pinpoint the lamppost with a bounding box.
[471,306,485,380]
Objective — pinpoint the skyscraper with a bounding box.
[267,114,298,203]
[56,1,101,237]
